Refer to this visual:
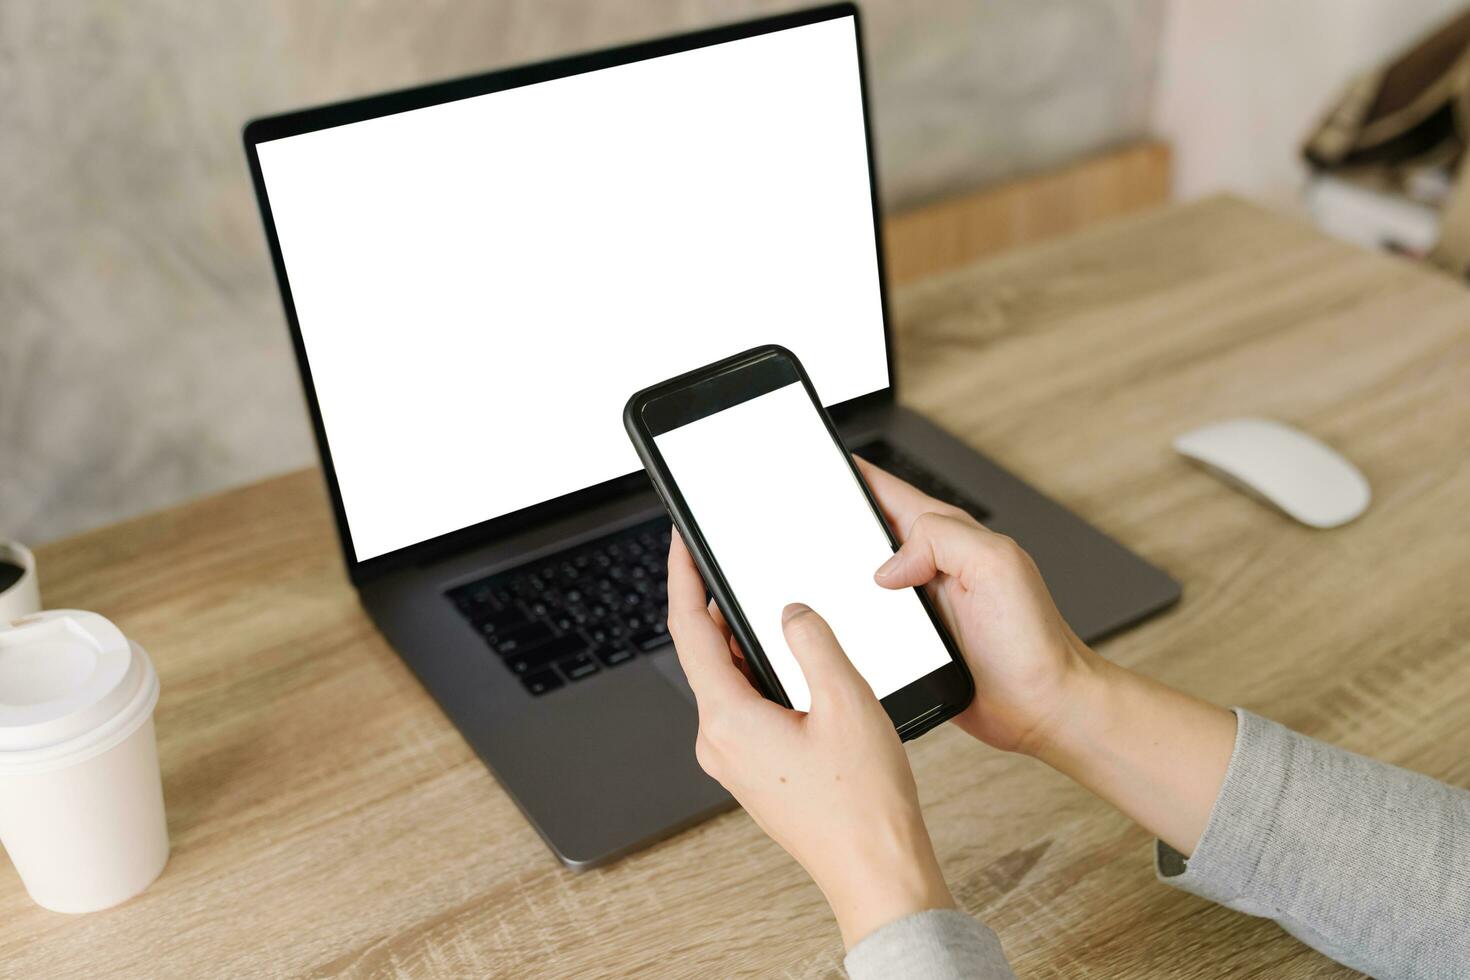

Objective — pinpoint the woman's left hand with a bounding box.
[666,532,954,948]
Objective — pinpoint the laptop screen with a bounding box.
[253,12,887,562]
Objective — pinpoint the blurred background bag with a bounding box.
[1305,7,1470,276]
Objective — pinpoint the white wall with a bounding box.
[1153,0,1468,210]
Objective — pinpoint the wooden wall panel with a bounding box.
[884,141,1172,286]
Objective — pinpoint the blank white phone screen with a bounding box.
[654,382,952,711]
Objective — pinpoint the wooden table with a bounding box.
[6,197,1469,978]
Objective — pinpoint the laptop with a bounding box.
[244,3,1179,869]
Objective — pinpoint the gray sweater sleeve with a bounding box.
[844,909,1016,980]
[1156,708,1470,979]
[846,708,1470,979]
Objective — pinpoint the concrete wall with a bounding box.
[0,1,1164,543]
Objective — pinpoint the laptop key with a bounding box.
[521,669,563,696]
[504,632,588,674]
[475,605,529,637]
[630,628,669,653]
[595,643,636,667]
[451,590,492,616]
[490,621,555,656]
[558,652,600,681]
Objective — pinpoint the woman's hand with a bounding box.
[666,532,953,949]
[857,457,1236,856]
[855,456,1095,756]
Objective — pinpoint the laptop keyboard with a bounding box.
[446,441,986,696]
[448,519,673,697]
[854,442,991,523]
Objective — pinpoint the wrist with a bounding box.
[1012,639,1112,763]
[815,810,954,950]
[1022,653,1238,856]
[1024,649,1123,771]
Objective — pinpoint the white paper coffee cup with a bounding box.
[0,540,41,624]
[0,610,169,913]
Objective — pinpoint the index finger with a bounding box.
[666,531,762,710]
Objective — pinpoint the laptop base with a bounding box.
[361,404,1179,869]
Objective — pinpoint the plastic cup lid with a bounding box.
[0,610,149,755]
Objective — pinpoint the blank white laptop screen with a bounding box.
[254,15,887,561]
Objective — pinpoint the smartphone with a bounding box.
[624,345,973,740]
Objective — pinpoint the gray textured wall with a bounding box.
[0,0,1162,544]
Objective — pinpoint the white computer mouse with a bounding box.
[1173,417,1370,529]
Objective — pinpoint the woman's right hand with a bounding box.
[855,457,1098,757]
[857,457,1237,857]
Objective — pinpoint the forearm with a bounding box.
[1156,709,1470,977]
[1029,653,1470,976]
[1030,652,1236,856]
[839,654,1230,978]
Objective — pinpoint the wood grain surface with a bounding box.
[4,197,1468,978]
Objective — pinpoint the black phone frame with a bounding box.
[624,344,973,741]
[242,3,898,585]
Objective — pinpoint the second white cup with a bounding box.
[0,540,41,624]
[0,610,169,913]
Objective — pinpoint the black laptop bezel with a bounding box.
[243,2,896,585]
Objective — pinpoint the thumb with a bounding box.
[872,511,985,589]
[781,603,873,708]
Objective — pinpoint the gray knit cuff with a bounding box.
[1154,707,1470,977]
[1155,707,1291,914]
[844,908,1015,980]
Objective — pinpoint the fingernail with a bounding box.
[874,553,901,580]
[782,602,811,623]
